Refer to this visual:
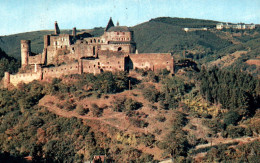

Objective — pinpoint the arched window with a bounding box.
[118,47,122,51]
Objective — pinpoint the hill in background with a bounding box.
[0,17,259,77]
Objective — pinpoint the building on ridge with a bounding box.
[3,18,174,87]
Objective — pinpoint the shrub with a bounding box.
[226,125,245,138]
[91,103,103,117]
[155,115,166,122]
[129,118,148,128]
[111,97,142,112]
[76,104,89,115]
[142,85,159,103]
[223,110,241,126]
[139,133,156,147]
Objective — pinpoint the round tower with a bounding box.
[21,40,31,67]
[4,72,10,88]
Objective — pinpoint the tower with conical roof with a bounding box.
[105,17,115,31]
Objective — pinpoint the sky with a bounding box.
[0,0,260,36]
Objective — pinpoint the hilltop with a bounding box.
[0,17,259,77]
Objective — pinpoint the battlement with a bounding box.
[21,40,31,44]
[3,17,174,88]
[9,72,42,86]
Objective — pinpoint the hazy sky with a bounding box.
[1,0,260,36]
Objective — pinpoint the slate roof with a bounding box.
[107,26,130,32]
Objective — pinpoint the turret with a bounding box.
[21,40,31,67]
[72,27,76,37]
[105,17,114,31]
[3,72,10,88]
[54,21,60,35]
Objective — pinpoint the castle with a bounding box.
[3,18,174,88]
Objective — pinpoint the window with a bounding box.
[117,32,119,35]
[118,61,120,64]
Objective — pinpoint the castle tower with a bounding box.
[72,27,76,37]
[21,40,31,67]
[105,17,114,31]
[4,72,10,88]
[54,21,60,35]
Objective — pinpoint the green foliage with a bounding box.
[139,133,156,147]
[111,96,142,112]
[129,117,148,128]
[0,48,19,79]
[223,110,241,126]
[224,125,246,138]
[76,104,89,115]
[159,76,192,109]
[91,103,103,117]
[204,140,260,162]
[202,118,223,135]
[141,84,159,103]
[199,67,259,114]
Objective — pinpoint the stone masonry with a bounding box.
[3,18,174,87]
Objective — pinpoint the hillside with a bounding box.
[1,17,259,77]
[0,68,259,162]
[0,29,100,59]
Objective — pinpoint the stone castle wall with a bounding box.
[28,54,42,65]
[9,72,42,86]
[128,53,174,73]
[42,62,80,80]
[3,19,175,88]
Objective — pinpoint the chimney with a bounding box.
[55,21,60,35]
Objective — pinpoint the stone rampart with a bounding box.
[28,54,42,65]
[128,53,174,73]
[9,72,42,86]
[42,62,80,80]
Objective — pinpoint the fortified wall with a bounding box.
[127,53,174,73]
[3,17,174,88]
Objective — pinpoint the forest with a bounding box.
[0,65,259,162]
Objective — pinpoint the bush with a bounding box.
[129,118,148,128]
[223,110,241,126]
[91,103,103,117]
[139,133,156,147]
[226,125,245,138]
[142,85,159,103]
[76,105,89,115]
[155,115,166,122]
[111,97,142,112]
